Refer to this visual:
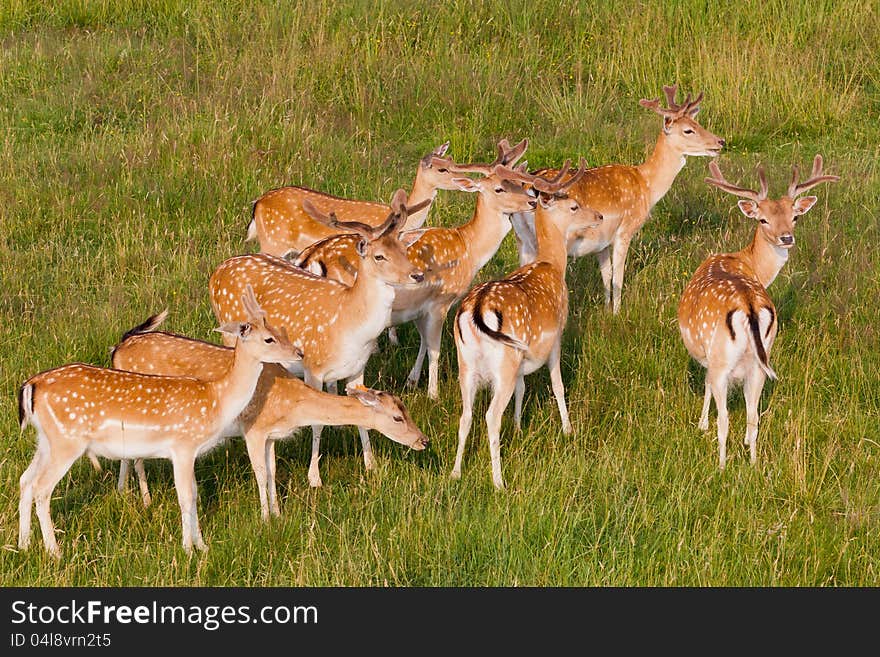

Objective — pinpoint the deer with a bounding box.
[247,141,526,260]
[679,156,838,469]
[510,84,725,314]
[210,189,424,488]
[109,311,429,519]
[292,140,537,399]
[17,287,302,557]
[451,160,604,489]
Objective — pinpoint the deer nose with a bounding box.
[415,435,430,449]
[718,139,726,147]
[410,271,425,283]
[780,234,794,245]
[595,212,604,222]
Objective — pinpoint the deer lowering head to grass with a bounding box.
[511,84,725,314]
[247,141,470,259]
[17,287,301,557]
[110,313,428,520]
[678,156,838,469]
[210,189,424,488]
[452,160,604,489]
[293,139,537,399]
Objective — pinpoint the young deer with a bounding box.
[452,161,603,489]
[512,84,725,314]
[17,287,301,557]
[110,313,428,519]
[210,190,424,488]
[293,141,537,399]
[679,156,838,468]
[247,141,500,259]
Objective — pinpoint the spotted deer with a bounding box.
[210,189,424,488]
[110,313,428,519]
[17,287,301,557]
[452,160,604,488]
[247,141,515,259]
[293,140,536,399]
[511,84,725,314]
[679,156,838,469]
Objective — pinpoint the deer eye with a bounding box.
[393,415,404,423]
[437,168,448,173]
[570,203,580,212]
[759,219,769,225]
[264,337,275,344]
[374,254,387,261]
[683,127,695,135]
[495,187,505,194]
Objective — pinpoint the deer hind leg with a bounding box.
[698,378,712,431]
[189,471,206,551]
[425,304,452,400]
[32,440,85,558]
[707,369,730,469]
[386,326,399,346]
[266,441,280,516]
[117,459,130,493]
[171,450,200,553]
[610,234,634,314]
[18,438,49,551]
[245,432,272,521]
[406,314,430,389]
[134,459,151,507]
[549,340,572,435]
[452,354,477,481]
[304,371,325,488]
[743,366,766,465]
[485,356,522,489]
[596,246,612,309]
[513,374,525,432]
[345,371,376,472]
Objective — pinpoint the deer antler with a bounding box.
[302,198,375,240]
[705,160,768,202]
[787,154,840,198]
[494,158,588,195]
[641,83,704,119]
[436,138,529,176]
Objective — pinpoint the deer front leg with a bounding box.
[425,303,452,400]
[406,314,430,389]
[245,432,272,521]
[304,370,325,488]
[596,246,613,309]
[452,361,477,480]
[171,450,199,553]
[610,234,634,314]
[134,459,151,507]
[347,371,375,472]
[548,341,572,434]
[743,366,766,465]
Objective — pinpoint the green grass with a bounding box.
[1,0,878,585]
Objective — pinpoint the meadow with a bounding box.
[0,0,878,586]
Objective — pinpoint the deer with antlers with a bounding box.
[110,311,428,519]
[679,156,838,469]
[17,287,301,557]
[292,139,537,399]
[210,189,424,488]
[247,141,478,259]
[511,84,725,314]
[452,160,603,489]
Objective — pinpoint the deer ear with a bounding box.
[399,229,427,247]
[662,115,674,134]
[737,200,759,219]
[452,177,479,193]
[346,383,381,407]
[793,195,818,216]
[538,193,555,209]
[215,322,251,339]
[355,239,368,257]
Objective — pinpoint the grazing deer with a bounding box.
[247,141,496,259]
[679,156,838,468]
[293,140,536,399]
[17,287,301,557]
[452,160,603,489]
[511,84,725,314]
[110,313,429,519]
[210,190,424,488]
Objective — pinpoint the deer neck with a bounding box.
[739,227,790,288]
[636,132,687,209]
[282,389,379,428]
[346,257,397,325]
[207,345,265,432]
[457,194,513,271]
[534,210,568,274]
[404,170,436,230]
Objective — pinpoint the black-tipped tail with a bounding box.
[747,306,777,380]
[470,286,527,351]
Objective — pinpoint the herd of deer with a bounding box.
[16,85,839,557]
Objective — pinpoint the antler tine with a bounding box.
[302,197,376,238]
[685,90,704,114]
[372,189,409,237]
[555,157,589,193]
[662,84,679,109]
[500,138,529,167]
[789,154,840,197]
[704,160,761,201]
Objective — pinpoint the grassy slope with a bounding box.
[0,0,877,585]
